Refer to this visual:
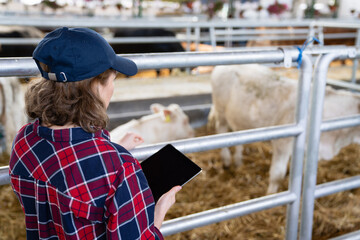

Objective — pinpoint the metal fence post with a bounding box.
[299,52,341,240]
[185,26,192,52]
[286,54,312,240]
[351,28,360,84]
[210,26,216,51]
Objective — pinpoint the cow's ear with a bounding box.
[161,109,173,123]
[150,103,165,113]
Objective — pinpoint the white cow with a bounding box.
[209,64,360,194]
[110,103,195,146]
[0,77,27,154]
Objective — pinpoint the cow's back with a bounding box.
[211,64,298,131]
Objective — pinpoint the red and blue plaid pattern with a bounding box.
[9,119,163,240]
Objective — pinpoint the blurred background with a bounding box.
[0,0,358,20]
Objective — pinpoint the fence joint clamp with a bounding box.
[278,47,292,68]
[347,47,357,58]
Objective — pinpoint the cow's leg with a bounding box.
[267,138,292,194]
[318,133,336,161]
[233,145,244,166]
[212,106,232,167]
[218,123,232,167]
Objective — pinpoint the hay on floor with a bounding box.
[1,127,360,239]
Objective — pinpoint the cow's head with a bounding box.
[150,103,195,140]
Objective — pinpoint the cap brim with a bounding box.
[113,56,138,76]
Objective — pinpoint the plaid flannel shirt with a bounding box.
[9,119,163,240]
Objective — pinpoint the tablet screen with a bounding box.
[140,144,202,203]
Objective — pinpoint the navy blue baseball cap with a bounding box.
[33,27,138,82]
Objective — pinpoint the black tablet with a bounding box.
[140,144,202,203]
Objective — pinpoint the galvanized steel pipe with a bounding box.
[329,229,360,240]
[326,78,360,91]
[0,166,9,186]
[0,46,355,77]
[0,57,39,77]
[300,52,343,240]
[286,54,312,240]
[0,49,296,77]
[321,115,360,132]
[315,175,360,199]
[351,28,360,84]
[161,191,297,236]
[130,124,302,161]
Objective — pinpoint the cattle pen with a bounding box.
[0,45,360,239]
[0,19,360,240]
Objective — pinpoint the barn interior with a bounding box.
[1,0,360,239]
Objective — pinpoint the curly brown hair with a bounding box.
[26,64,115,133]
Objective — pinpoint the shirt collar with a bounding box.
[33,119,110,142]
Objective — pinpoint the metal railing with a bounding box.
[0,46,359,240]
[0,18,357,47]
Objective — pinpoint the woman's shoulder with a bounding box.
[94,137,139,166]
[13,122,35,143]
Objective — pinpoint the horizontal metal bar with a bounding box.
[327,79,360,91]
[0,124,302,185]
[313,21,360,29]
[321,115,360,132]
[0,32,355,47]
[329,230,360,240]
[0,34,311,46]
[315,175,360,199]
[1,46,359,77]
[0,49,297,77]
[214,28,310,35]
[324,33,357,40]
[130,50,288,70]
[303,46,357,55]
[226,46,352,55]
[0,57,39,77]
[130,124,302,161]
[214,35,310,42]
[130,47,360,70]
[0,38,41,45]
[0,36,187,45]
[0,166,9,186]
[161,191,297,236]
[214,33,356,42]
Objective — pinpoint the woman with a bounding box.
[9,27,180,239]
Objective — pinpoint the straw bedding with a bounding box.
[1,126,360,240]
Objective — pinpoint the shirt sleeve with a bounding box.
[105,160,164,240]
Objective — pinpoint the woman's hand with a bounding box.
[154,186,182,229]
[118,132,144,150]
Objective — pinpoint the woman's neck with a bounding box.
[41,122,78,129]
